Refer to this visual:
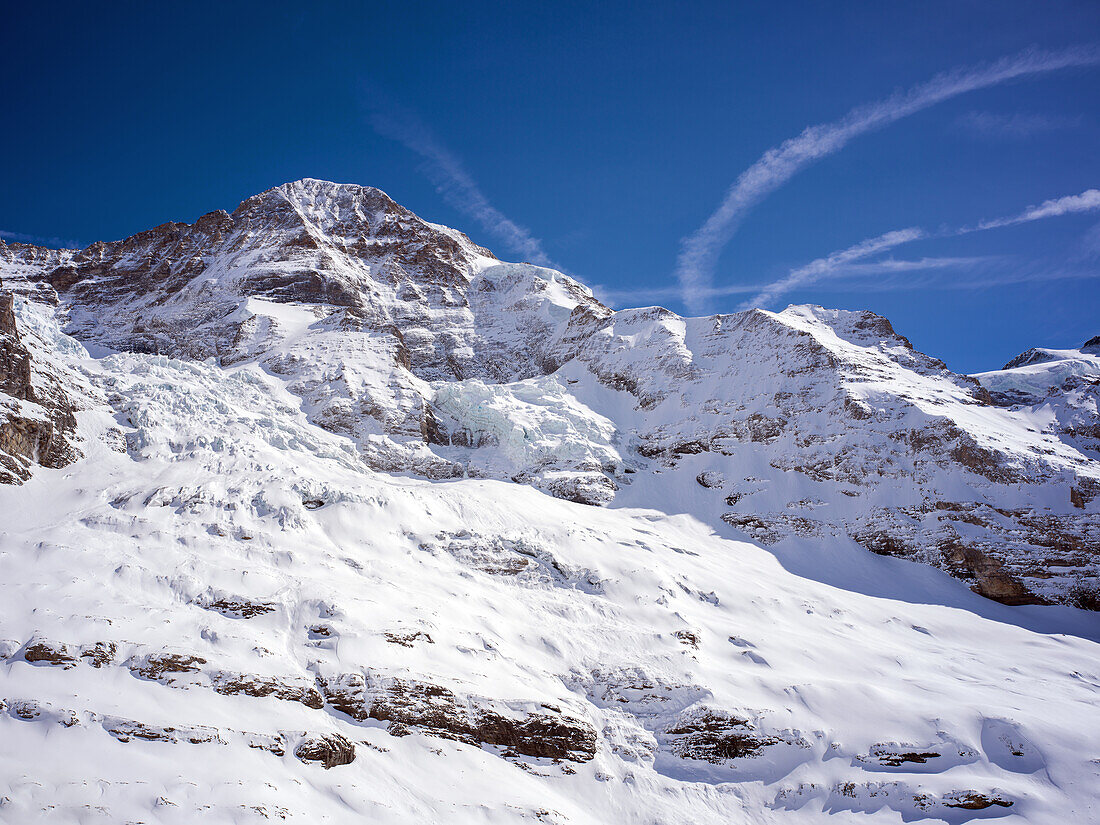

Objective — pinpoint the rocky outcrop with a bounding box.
[663,708,782,762]
[0,289,82,483]
[293,733,356,768]
[316,671,597,762]
[211,673,325,709]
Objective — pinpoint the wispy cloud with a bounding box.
[954,110,1080,139]
[593,280,764,307]
[834,255,999,275]
[675,45,1100,312]
[857,264,1100,293]
[738,229,925,310]
[976,188,1100,229]
[739,187,1100,309]
[0,229,82,249]
[1077,219,1100,260]
[367,101,559,269]
[595,255,991,308]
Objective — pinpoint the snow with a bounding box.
[430,376,625,487]
[2,182,1100,822]
[1,289,1099,824]
[974,347,1100,402]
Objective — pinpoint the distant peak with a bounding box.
[234,179,398,212]
[279,177,385,195]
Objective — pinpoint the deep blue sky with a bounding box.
[3,1,1099,373]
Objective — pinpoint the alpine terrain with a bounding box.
[1,179,1098,824]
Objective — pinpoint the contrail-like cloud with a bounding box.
[369,105,559,269]
[737,229,924,311]
[740,187,1100,310]
[676,45,1100,312]
[954,110,1080,140]
[977,189,1100,229]
[595,255,987,307]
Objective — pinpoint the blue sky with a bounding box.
[2,1,1099,373]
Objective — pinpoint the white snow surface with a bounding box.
[0,278,1097,825]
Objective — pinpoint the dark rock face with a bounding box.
[0,290,82,483]
[941,791,1013,810]
[21,639,118,669]
[847,500,1099,606]
[1002,348,1058,370]
[39,180,516,375]
[80,641,117,668]
[129,652,208,681]
[198,596,276,619]
[23,639,80,668]
[293,733,356,768]
[665,710,778,762]
[382,630,434,647]
[103,718,223,745]
[211,673,325,709]
[863,748,941,767]
[316,672,597,762]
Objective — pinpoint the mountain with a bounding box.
[974,340,1100,461]
[1,180,1098,823]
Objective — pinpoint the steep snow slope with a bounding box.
[974,341,1100,463]
[562,304,1100,607]
[1,295,1099,824]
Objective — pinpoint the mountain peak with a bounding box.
[232,178,401,223]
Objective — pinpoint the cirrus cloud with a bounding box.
[675,45,1100,313]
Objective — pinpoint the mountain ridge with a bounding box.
[1,176,1099,823]
[2,178,1098,607]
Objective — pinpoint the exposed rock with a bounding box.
[1002,348,1058,370]
[695,471,724,489]
[23,638,79,668]
[199,596,276,619]
[293,733,356,768]
[421,531,604,594]
[941,791,1014,810]
[847,500,1097,607]
[673,630,701,648]
[102,717,224,745]
[0,289,82,483]
[128,652,208,681]
[316,671,597,762]
[79,641,117,668]
[383,630,434,648]
[663,709,780,762]
[211,672,325,709]
[861,747,941,767]
[539,471,618,506]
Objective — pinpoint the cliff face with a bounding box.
[0,288,85,483]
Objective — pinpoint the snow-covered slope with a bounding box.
[1,180,1099,823]
[5,181,1097,606]
[974,341,1100,463]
